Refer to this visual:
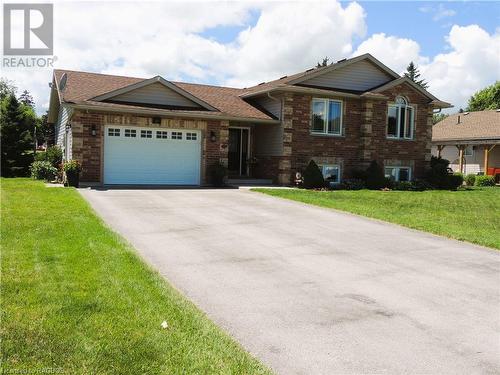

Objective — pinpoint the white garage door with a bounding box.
[104,126,201,185]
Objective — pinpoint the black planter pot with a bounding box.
[66,172,80,187]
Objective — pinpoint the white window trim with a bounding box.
[385,166,412,182]
[311,98,343,136]
[387,97,415,140]
[319,164,341,184]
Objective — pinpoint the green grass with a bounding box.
[1,179,271,374]
[253,187,500,250]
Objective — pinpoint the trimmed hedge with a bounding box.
[464,174,476,186]
[475,175,496,187]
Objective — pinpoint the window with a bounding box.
[385,166,411,182]
[464,145,473,156]
[141,130,152,138]
[108,128,120,137]
[186,132,197,140]
[124,129,136,138]
[319,164,341,185]
[171,131,182,140]
[156,131,168,139]
[387,96,414,139]
[311,98,343,135]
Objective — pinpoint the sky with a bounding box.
[2,0,499,115]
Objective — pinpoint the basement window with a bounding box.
[319,164,341,185]
[385,166,411,182]
[124,129,136,138]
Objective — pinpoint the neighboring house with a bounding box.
[432,110,500,178]
[47,53,451,186]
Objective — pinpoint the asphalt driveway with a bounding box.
[79,188,500,375]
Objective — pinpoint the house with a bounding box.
[432,110,500,179]
[47,53,451,186]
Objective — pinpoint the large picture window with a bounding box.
[387,96,414,139]
[311,99,343,135]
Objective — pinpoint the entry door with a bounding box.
[228,128,249,176]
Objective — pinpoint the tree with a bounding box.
[432,112,448,124]
[0,78,16,100]
[404,61,429,89]
[1,94,36,176]
[466,81,500,111]
[19,90,35,108]
[316,57,330,68]
[302,160,325,189]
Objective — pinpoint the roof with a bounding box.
[432,110,500,143]
[52,70,273,121]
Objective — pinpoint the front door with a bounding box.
[228,128,250,176]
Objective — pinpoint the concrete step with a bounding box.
[227,178,274,186]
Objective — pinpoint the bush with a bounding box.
[365,160,388,190]
[30,160,58,181]
[35,146,62,168]
[392,181,414,191]
[343,178,365,190]
[63,160,82,187]
[465,174,476,186]
[448,173,464,190]
[210,161,227,187]
[302,160,325,189]
[474,175,496,187]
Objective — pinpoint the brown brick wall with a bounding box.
[283,81,433,182]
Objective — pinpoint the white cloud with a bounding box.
[353,25,500,111]
[419,4,456,21]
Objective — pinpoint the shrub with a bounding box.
[448,173,464,190]
[474,175,496,187]
[210,161,227,187]
[302,160,325,189]
[30,161,58,181]
[425,156,451,189]
[464,174,476,186]
[35,146,62,168]
[351,169,367,181]
[63,160,82,187]
[392,181,414,191]
[343,178,365,190]
[365,160,388,190]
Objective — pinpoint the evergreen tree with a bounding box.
[1,94,35,176]
[404,61,429,89]
[466,82,500,111]
[316,57,330,68]
[19,90,35,108]
[0,79,16,100]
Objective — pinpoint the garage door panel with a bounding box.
[104,126,201,185]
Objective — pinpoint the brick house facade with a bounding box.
[48,54,450,186]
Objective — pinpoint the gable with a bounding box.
[108,82,203,109]
[296,59,395,92]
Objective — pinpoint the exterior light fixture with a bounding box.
[91,125,97,136]
[210,131,216,143]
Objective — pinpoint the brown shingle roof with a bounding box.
[53,70,273,121]
[432,110,500,142]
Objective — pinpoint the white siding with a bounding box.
[252,95,282,119]
[54,105,72,160]
[431,144,500,174]
[254,123,283,156]
[300,60,393,91]
[110,82,202,108]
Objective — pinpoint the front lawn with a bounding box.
[254,187,500,249]
[1,179,271,374]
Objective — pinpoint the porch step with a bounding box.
[227,178,274,186]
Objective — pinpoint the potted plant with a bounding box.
[63,160,82,187]
[211,161,227,187]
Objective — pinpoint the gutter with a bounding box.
[66,103,281,125]
[242,85,389,100]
